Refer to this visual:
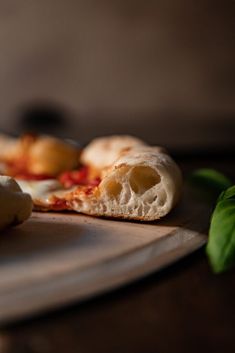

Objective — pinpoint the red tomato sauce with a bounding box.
[59,167,101,188]
[7,161,101,188]
[51,197,69,210]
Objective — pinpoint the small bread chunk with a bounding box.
[0,176,33,231]
[71,146,183,221]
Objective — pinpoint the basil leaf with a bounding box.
[188,169,232,202]
[206,185,235,273]
[218,185,235,202]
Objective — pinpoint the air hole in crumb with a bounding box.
[104,179,122,199]
[129,166,160,195]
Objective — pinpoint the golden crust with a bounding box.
[81,135,146,172]
[0,134,80,177]
[27,137,80,176]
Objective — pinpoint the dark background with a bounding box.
[0,0,234,149]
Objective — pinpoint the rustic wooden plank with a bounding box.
[0,195,209,324]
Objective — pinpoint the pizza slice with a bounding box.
[0,134,182,221]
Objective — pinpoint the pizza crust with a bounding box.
[80,135,146,174]
[0,134,80,177]
[0,134,23,162]
[71,147,182,220]
[27,137,80,176]
[13,135,182,221]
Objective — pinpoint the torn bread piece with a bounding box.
[71,147,182,220]
[0,176,33,230]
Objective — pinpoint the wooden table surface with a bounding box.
[0,154,234,353]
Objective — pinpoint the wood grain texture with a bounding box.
[0,194,209,324]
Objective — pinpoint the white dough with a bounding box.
[0,176,33,231]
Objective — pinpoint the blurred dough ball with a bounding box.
[28,137,80,176]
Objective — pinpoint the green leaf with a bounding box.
[218,185,235,202]
[188,169,233,202]
[206,186,235,273]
